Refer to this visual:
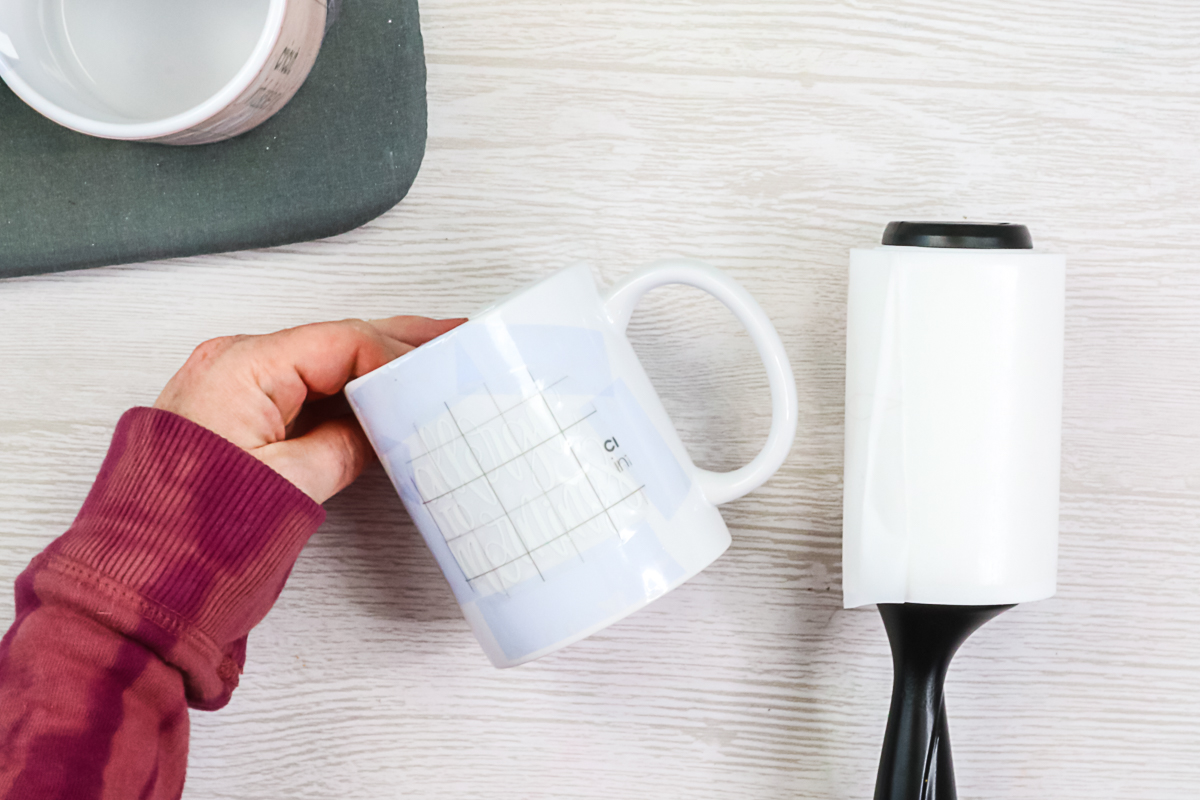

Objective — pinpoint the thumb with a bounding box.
[252,417,373,504]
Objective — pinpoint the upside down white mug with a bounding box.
[0,0,331,144]
[345,260,798,667]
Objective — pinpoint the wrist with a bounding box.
[30,407,325,707]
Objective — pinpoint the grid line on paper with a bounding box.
[416,409,598,504]
[500,371,600,561]
[407,376,570,464]
[457,486,645,583]
[439,473,569,544]
[527,368,623,539]
[440,394,595,546]
[482,383,583,563]
[442,397,545,582]
[412,443,512,596]
[408,375,643,589]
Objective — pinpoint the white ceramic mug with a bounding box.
[345,260,797,667]
[0,0,330,144]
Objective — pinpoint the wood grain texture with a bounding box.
[2,0,1199,797]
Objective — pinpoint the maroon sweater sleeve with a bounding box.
[0,408,326,800]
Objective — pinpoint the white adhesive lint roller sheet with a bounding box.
[842,244,1065,608]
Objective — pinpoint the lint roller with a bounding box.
[843,222,1065,799]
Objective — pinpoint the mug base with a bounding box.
[462,534,732,669]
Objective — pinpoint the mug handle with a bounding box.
[602,258,798,505]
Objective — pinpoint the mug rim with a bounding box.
[0,0,287,141]
[345,263,595,397]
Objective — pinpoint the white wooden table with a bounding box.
[2,1,1199,797]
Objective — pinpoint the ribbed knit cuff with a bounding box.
[22,407,325,708]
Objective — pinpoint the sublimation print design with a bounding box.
[402,369,648,598]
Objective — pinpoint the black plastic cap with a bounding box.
[882,221,1033,250]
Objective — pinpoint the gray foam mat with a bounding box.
[0,0,425,278]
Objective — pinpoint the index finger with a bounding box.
[369,315,466,348]
[254,317,465,422]
[250,320,406,421]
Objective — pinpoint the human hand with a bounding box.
[154,316,464,503]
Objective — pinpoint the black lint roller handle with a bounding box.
[873,603,1014,800]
